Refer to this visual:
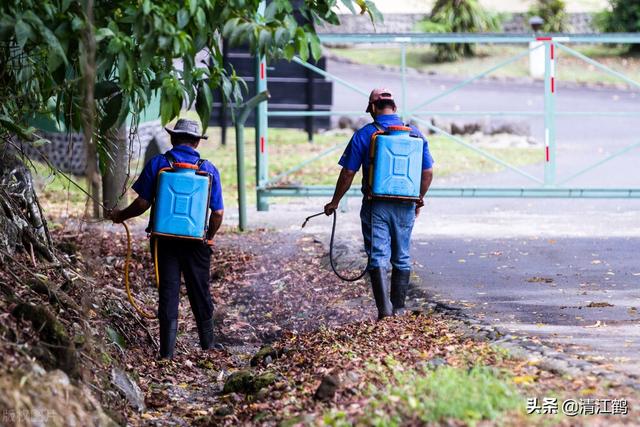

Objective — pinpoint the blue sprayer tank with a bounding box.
[151,162,211,240]
[369,125,423,201]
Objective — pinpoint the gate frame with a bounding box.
[251,33,640,212]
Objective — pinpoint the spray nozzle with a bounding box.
[301,211,325,229]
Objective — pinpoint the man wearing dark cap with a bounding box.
[324,88,434,320]
[110,118,224,358]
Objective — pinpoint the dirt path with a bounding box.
[93,224,376,425]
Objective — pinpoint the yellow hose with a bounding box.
[154,238,160,289]
[122,222,157,319]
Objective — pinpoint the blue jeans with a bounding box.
[360,199,416,271]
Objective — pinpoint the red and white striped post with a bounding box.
[539,36,558,186]
[255,1,269,211]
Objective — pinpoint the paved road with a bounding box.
[415,234,640,374]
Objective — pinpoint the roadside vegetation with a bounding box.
[416,0,501,61]
[528,0,569,33]
[327,363,522,425]
[595,0,640,54]
[336,0,640,87]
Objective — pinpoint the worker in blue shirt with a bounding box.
[324,88,434,320]
[110,119,224,358]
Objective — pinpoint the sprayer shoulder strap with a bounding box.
[163,152,177,168]
[407,125,421,138]
[163,152,207,170]
[372,122,386,132]
[372,121,416,136]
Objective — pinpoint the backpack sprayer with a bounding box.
[116,155,214,319]
[139,153,213,319]
[303,124,423,282]
[47,154,212,319]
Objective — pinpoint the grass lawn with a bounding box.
[328,44,640,87]
[30,121,542,212]
[30,160,91,217]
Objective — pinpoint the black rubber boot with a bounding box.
[197,318,216,350]
[159,319,178,359]
[369,268,393,320]
[391,268,411,315]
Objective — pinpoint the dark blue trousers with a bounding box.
[155,237,214,323]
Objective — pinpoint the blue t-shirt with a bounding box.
[338,114,434,191]
[132,144,224,211]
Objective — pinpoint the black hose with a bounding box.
[302,210,368,282]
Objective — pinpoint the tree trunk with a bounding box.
[81,0,100,218]
[0,148,54,261]
[102,125,129,213]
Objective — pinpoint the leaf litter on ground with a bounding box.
[3,218,639,426]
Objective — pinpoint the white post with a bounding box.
[529,40,545,78]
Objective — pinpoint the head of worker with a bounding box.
[165,118,208,148]
[366,88,397,119]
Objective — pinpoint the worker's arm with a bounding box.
[416,168,433,217]
[420,168,433,198]
[324,168,356,215]
[110,197,151,223]
[206,209,224,242]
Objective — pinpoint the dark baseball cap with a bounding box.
[366,88,395,113]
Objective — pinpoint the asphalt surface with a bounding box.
[413,232,640,376]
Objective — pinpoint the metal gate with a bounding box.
[251,33,640,212]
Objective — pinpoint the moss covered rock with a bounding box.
[222,370,276,395]
[250,345,279,367]
[253,372,276,390]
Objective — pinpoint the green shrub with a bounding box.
[596,0,640,53]
[364,365,521,425]
[416,0,501,62]
[528,0,568,33]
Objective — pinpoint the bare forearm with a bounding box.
[114,197,150,222]
[207,210,224,240]
[331,168,356,204]
[420,169,433,198]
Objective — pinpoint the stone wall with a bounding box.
[317,12,597,34]
[317,13,423,34]
[19,120,166,175]
[501,12,595,33]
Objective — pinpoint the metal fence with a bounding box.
[250,33,640,212]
